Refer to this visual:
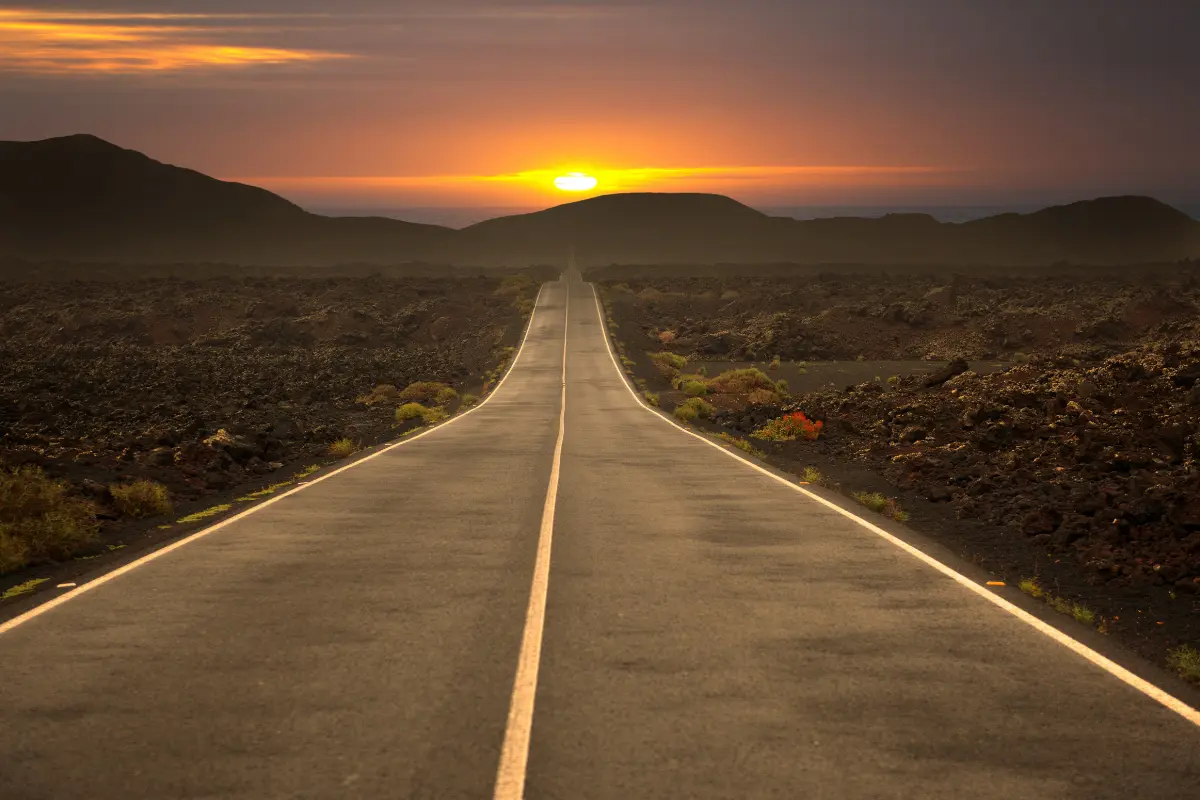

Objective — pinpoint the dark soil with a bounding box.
[597,268,1200,681]
[0,265,551,603]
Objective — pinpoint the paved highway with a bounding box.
[1,272,1197,799]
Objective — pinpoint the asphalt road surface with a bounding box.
[1,272,1197,799]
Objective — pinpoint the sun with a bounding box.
[553,172,598,192]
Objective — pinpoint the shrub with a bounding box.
[708,368,775,395]
[110,480,173,518]
[751,411,823,441]
[747,388,781,406]
[434,386,458,406]
[774,379,789,394]
[718,433,764,458]
[673,397,714,422]
[461,393,479,408]
[657,330,677,344]
[0,466,98,574]
[681,380,709,397]
[421,406,448,425]
[649,351,688,372]
[644,391,660,407]
[802,466,822,483]
[1168,645,1200,682]
[851,491,889,513]
[1,578,49,600]
[697,365,708,376]
[396,403,427,421]
[769,355,781,370]
[515,298,535,315]
[328,439,356,458]
[356,384,401,406]
[397,381,453,404]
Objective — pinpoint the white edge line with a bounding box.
[492,277,568,800]
[590,282,1200,728]
[0,283,549,637]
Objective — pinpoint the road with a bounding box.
[1,272,1197,799]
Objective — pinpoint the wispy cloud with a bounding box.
[0,8,350,74]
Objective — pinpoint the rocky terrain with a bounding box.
[597,266,1200,678]
[0,265,549,588]
[592,264,1200,361]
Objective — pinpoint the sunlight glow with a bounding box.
[553,172,599,192]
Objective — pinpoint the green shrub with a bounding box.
[707,368,775,394]
[851,491,889,513]
[644,391,660,407]
[649,351,688,371]
[434,386,458,406]
[887,375,900,385]
[674,397,714,423]
[110,480,173,518]
[774,379,789,394]
[747,388,781,406]
[0,466,98,574]
[718,432,764,458]
[681,379,709,397]
[397,381,453,405]
[356,384,401,406]
[328,438,356,458]
[1168,645,1200,682]
[421,406,448,425]
[396,402,427,421]
[697,365,708,376]
[461,393,479,408]
[751,411,823,441]
[1,577,49,600]
[802,466,822,483]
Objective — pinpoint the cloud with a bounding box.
[0,8,350,74]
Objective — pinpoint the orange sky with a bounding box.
[2,2,1198,209]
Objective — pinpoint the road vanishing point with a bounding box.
[1,271,1198,799]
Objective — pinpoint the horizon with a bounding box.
[2,2,1198,208]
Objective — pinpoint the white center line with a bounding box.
[493,277,569,800]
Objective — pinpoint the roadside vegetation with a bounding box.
[1019,578,1098,626]
[751,411,823,441]
[718,432,765,458]
[0,466,98,574]
[109,480,173,518]
[851,490,909,522]
[1168,645,1200,683]
[674,397,715,423]
[328,438,357,458]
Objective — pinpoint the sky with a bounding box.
[2,1,1199,212]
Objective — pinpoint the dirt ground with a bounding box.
[595,264,1200,681]
[0,263,552,599]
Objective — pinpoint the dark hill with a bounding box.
[0,134,453,265]
[2,135,1198,267]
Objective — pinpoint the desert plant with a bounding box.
[802,466,822,483]
[673,397,715,423]
[644,391,660,407]
[774,379,789,394]
[718,432,765,458]
[0,466,98,574]
[747,388,781,406]
[461,393,479,408]
[658,330,677,344]
[421,406,448,425]
[681,379,709,397]
[434,386,458,406]
[397,381,453,405]
[176,503,233,524]
[697,364,708,376]
[769,355,781,370]
[707,368,775,394]
[328,438,356,458]
[110,480,173,518]
[1,577,49,600]
[356,384,401,406]
[495,273,536,296]
[851,491,889,513]
[751,411,823,441]
[1168,645,1200,682]
[396,402,427,421]
[649,351,688,371]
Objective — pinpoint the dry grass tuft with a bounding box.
[0,466,98,574]
[110,480,173,518]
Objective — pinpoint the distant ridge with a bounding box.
[2,135,1198,267]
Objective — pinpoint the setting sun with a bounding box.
[553,172,598,192]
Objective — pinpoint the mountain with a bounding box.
[2,135,1198,267]
[0,134,453,265]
